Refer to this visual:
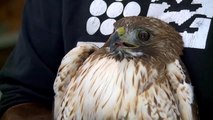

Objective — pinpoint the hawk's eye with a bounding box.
[137,31,150,41]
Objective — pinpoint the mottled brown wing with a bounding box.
[53,43,99,119]
[166,59,199,120]
[179,60,199,120]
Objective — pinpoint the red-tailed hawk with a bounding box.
[53,16,198,120]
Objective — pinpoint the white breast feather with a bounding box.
[55,47,195,120]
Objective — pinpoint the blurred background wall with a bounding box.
[0,0,25,68]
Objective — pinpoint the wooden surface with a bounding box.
[0,0,25,69]
[0,0,25,33]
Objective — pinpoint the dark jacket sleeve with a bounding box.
[0,0,64,116]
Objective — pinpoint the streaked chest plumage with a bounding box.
[56,48,193,120]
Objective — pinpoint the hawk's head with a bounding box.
[105,16,183,63]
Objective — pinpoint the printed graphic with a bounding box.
[87,0,141,36]
[86,0,213,49]
[148,0,213,49]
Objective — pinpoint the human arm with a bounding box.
[0,0,64,118]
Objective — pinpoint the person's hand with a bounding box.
[1,103,52,120]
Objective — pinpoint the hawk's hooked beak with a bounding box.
[110,27,138,52]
